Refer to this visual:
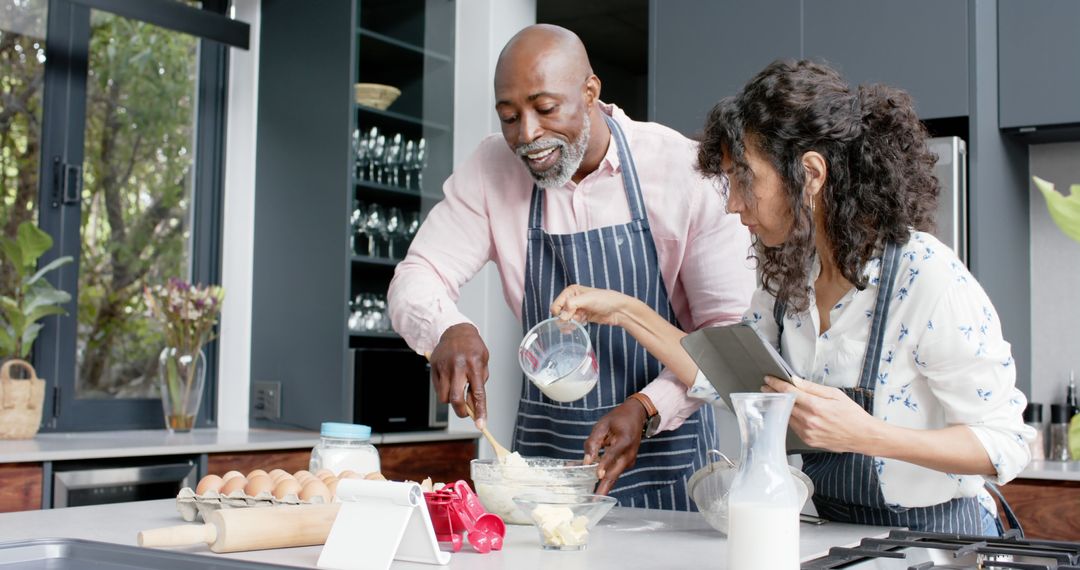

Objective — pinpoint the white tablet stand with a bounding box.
[317,479,451,570]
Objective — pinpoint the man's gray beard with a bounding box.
[517,112,591,189]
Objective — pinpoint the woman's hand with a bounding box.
[763,376,884,454]
[550,285,636,326]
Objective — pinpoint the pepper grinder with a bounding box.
[1023,402,1046,461]
[1049,403,1073,461]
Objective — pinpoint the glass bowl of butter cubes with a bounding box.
[512,493,617,551]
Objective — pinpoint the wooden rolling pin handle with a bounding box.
[138,523,217,548]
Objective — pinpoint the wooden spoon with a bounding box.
[463,399,511,462]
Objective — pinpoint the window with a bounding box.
[0,0,247,430]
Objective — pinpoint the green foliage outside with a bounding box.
[0,221,71,359]
[1033,176,1080,245]
[2,5,199,398]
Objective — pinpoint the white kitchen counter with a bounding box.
[0,499,888,569]
[0,429,480,463]
[1018,459,1080,482]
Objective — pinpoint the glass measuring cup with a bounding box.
[518,317,599,402]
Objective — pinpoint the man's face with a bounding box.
[494,62,592,188]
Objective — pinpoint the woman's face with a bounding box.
[721,142,793,248]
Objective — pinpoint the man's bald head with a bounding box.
[494,24,593,91]
[493,24,607,188]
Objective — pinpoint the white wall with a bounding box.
[452,0,536,458]
[1029,142,1080,410]
[216,0,260,430]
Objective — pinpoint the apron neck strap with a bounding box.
[857,241,903,390]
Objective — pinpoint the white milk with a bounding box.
[726,502,799,569]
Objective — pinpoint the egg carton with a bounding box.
[175,487,331,522]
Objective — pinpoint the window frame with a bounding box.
[33,0,244,431]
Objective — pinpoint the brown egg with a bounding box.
[222,470,244,482]
[195,474,224,495]
[326,478,340,498]
[268,469,289,482]
[220,476,248,495]
[314,468,335,479]
[364,472,386,481]
[338,470,358,479]
[299,479,331,503]
[246,469,269,480]
[319,473,337,485]
[244,474,274,496]
[272,478,303,500]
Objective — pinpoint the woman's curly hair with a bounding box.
[697,59,939,314]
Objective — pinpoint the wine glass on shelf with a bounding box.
[405,211,421,249]
[350,200,367,254]
[364,203,385,258]
[414,138,427,191]
[384,133,403,187]
[402,140,416,190]
[385,207,403,259]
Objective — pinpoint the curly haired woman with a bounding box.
[554,60,1033,535]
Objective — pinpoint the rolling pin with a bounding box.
[138,503,341,553]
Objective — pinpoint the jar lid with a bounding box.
[1050,404,1073,423]
[320,422,372,440]
[1023,402,1043,423]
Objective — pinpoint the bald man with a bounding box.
[388,25,754,509]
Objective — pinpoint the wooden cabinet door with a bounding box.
[207,449,312,476]
[999,478,1080,541]
[0,463,43,512]
[378,440,476,484]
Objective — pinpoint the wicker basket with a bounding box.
[354,83,401,110]
[0,359,46,440]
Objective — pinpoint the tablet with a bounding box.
[681,323,817,453]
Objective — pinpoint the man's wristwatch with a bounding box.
[627,392,661,438]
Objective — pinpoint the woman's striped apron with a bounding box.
[512,113,716,510]
[777,241,982,532]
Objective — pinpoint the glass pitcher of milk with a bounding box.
[518,317,599,402]
[727,393,800,570]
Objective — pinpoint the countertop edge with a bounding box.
[0,429,481,464]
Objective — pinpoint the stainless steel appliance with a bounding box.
[51,457,197,508]
[350,347,448,432]
[928,136,968,265]
[801,529,1080,569]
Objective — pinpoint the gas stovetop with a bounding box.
[801,530,1080,569]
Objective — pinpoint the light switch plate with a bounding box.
[253,381,281,420]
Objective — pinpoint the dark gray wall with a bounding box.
[967,1,1031,394]
[252,0,355,429]
[998,0,1080,130]
[649,0,801,135]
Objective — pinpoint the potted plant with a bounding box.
[0,221,73,439]
[144,279,224,432]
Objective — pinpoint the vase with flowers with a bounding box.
[144,279,225,432]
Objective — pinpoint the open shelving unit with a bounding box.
[251,0,454,431]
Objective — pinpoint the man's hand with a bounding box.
[583,400,648,495]
[429,323,490,428]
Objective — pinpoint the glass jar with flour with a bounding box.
[310,422,380,475]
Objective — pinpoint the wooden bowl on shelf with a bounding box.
[354,83,401,110]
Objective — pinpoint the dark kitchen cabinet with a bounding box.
[801,0,969,121]
[998,0,1080,131]
[252,0,454,430]
[649,0,801,136]
[651,0,969,133]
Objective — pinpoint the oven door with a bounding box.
[52,459,197,508]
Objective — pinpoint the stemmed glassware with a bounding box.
[363,203,385,257]
[384,207,403,259]
[348,293,392,333]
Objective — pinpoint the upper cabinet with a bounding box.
[651,0,969,135]
[998,0,1080,131]
[650,0,801,136]
[802,0,969,120]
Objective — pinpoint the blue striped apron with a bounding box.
[776,242,983,533]
[512,113,716,511]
